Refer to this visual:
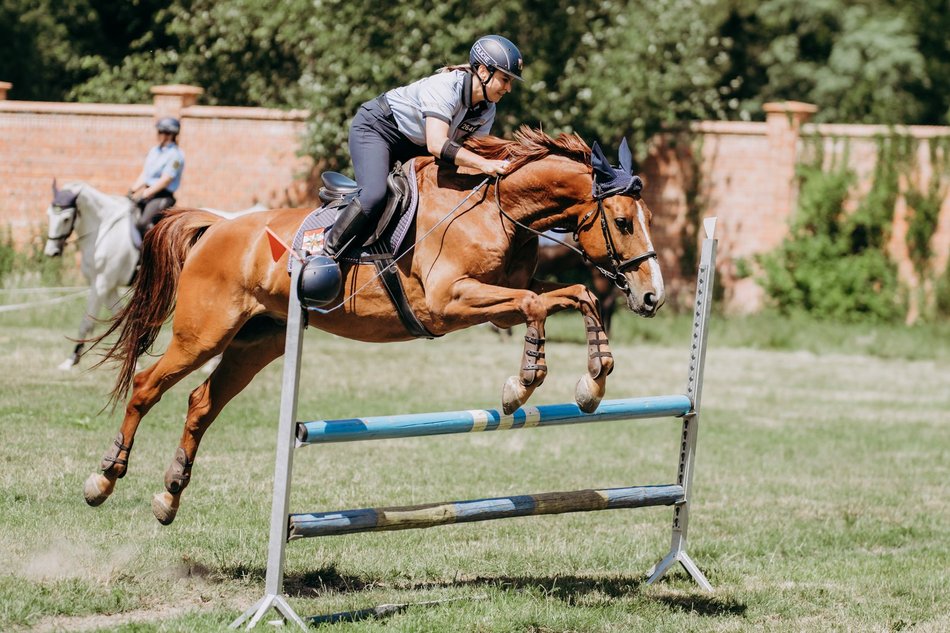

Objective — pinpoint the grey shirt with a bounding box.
[384,69,495,146]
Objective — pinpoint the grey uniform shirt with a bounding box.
[384,69,495,146]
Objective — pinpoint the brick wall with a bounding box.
[3,82,949,315]
[641,104,950,315]
[0,84,313,244]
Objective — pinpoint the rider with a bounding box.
[128,117,185,236]
[322,34,523,257]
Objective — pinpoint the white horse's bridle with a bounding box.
[47,203,79,243]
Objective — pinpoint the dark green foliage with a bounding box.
[756,154,903,322]
[904,138,949,279]
[0,225,16,283]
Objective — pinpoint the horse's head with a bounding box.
[44,180,81,257]
[571,140,665,317]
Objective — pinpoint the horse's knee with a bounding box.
[518,292,547,323]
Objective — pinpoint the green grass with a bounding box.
[0,294,948,631]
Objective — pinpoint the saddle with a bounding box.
[317,165,410,248]
[296,161,435,339]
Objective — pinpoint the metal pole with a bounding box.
[231,257,309,630]
[646,217,718,591]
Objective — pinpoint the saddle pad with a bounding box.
[289,159,420,270]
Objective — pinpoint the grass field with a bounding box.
[1,290,948,632]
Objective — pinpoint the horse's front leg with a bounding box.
[59,287,102,370]
[528,280,613,412]
[430,279,552,414]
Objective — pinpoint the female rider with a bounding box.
[323,34,524,256]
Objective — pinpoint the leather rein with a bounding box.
[493,177,656,292]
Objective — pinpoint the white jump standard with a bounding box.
[231,218,720,630]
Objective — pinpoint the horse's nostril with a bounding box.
[643,292,656,309]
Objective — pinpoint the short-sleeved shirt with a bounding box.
[142,142,185,192]
[384,69,496,146]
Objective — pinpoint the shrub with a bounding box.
[756,145,904,322]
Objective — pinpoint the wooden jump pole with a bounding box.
[288,484,686,539]
[231,217,719,630]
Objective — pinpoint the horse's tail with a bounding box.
[93,209,223,408]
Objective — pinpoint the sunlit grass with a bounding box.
[0,292,947,631]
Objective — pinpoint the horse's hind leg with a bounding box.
[151,317,285,525]
[83,323,235,507]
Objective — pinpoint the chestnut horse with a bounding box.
[83,128,665,525]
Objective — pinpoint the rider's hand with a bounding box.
[480,159,510,177]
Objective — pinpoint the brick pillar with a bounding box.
[0,82,11,100]
[150,84,203,119]
[764,101,818,228]
[730,101,818,313]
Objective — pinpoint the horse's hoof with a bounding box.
[58,358,77,371]
[575,374,605,413]
[502,376,527,415]
[151,492,179,525]
[83,473,113,506]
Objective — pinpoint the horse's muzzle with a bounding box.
[44,240,64,257]
[622,274,665,317]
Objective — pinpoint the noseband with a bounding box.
[493,178,656,292]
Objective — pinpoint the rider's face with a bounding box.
[477,66,514,103]
[487,73,513,102]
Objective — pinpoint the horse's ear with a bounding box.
[52,178,58,197]
[618,138,633,175]
[590,142,615,182]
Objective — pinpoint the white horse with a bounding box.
[44,180,268,370]
[45,181,140,370]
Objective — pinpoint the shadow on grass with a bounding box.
[218,563,745,618]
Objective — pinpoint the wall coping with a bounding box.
[0,101,154,116]
[150,84,204,98]
[804,122,950,139]
[687,120,767,135]
[0,100,309,122]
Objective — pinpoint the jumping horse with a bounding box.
[83,127,665,525]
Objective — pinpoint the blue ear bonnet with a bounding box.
[590,138,643,200]
[53,188,80,208]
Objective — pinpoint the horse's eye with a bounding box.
[614,217,631,232]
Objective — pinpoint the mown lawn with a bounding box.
[0,292,947,632]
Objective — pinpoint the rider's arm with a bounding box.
[424,117,508,176]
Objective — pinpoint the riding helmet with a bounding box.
[298,254,342,308]
[156,117,181,135]
[470,35,524,80]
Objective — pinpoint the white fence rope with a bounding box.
[0,288,88,313]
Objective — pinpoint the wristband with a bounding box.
[440,140,463,164]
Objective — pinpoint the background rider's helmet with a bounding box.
[156,117,181,135]
[470,35,524,81]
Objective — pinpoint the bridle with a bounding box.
[47,203,79,243]
[493,177,656,292]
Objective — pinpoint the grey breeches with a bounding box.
[348,97,426,216]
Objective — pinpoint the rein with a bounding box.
[493,178,655,292]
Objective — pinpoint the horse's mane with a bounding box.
[465,126,591,172]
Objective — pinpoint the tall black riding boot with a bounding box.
[323,198,369,258]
